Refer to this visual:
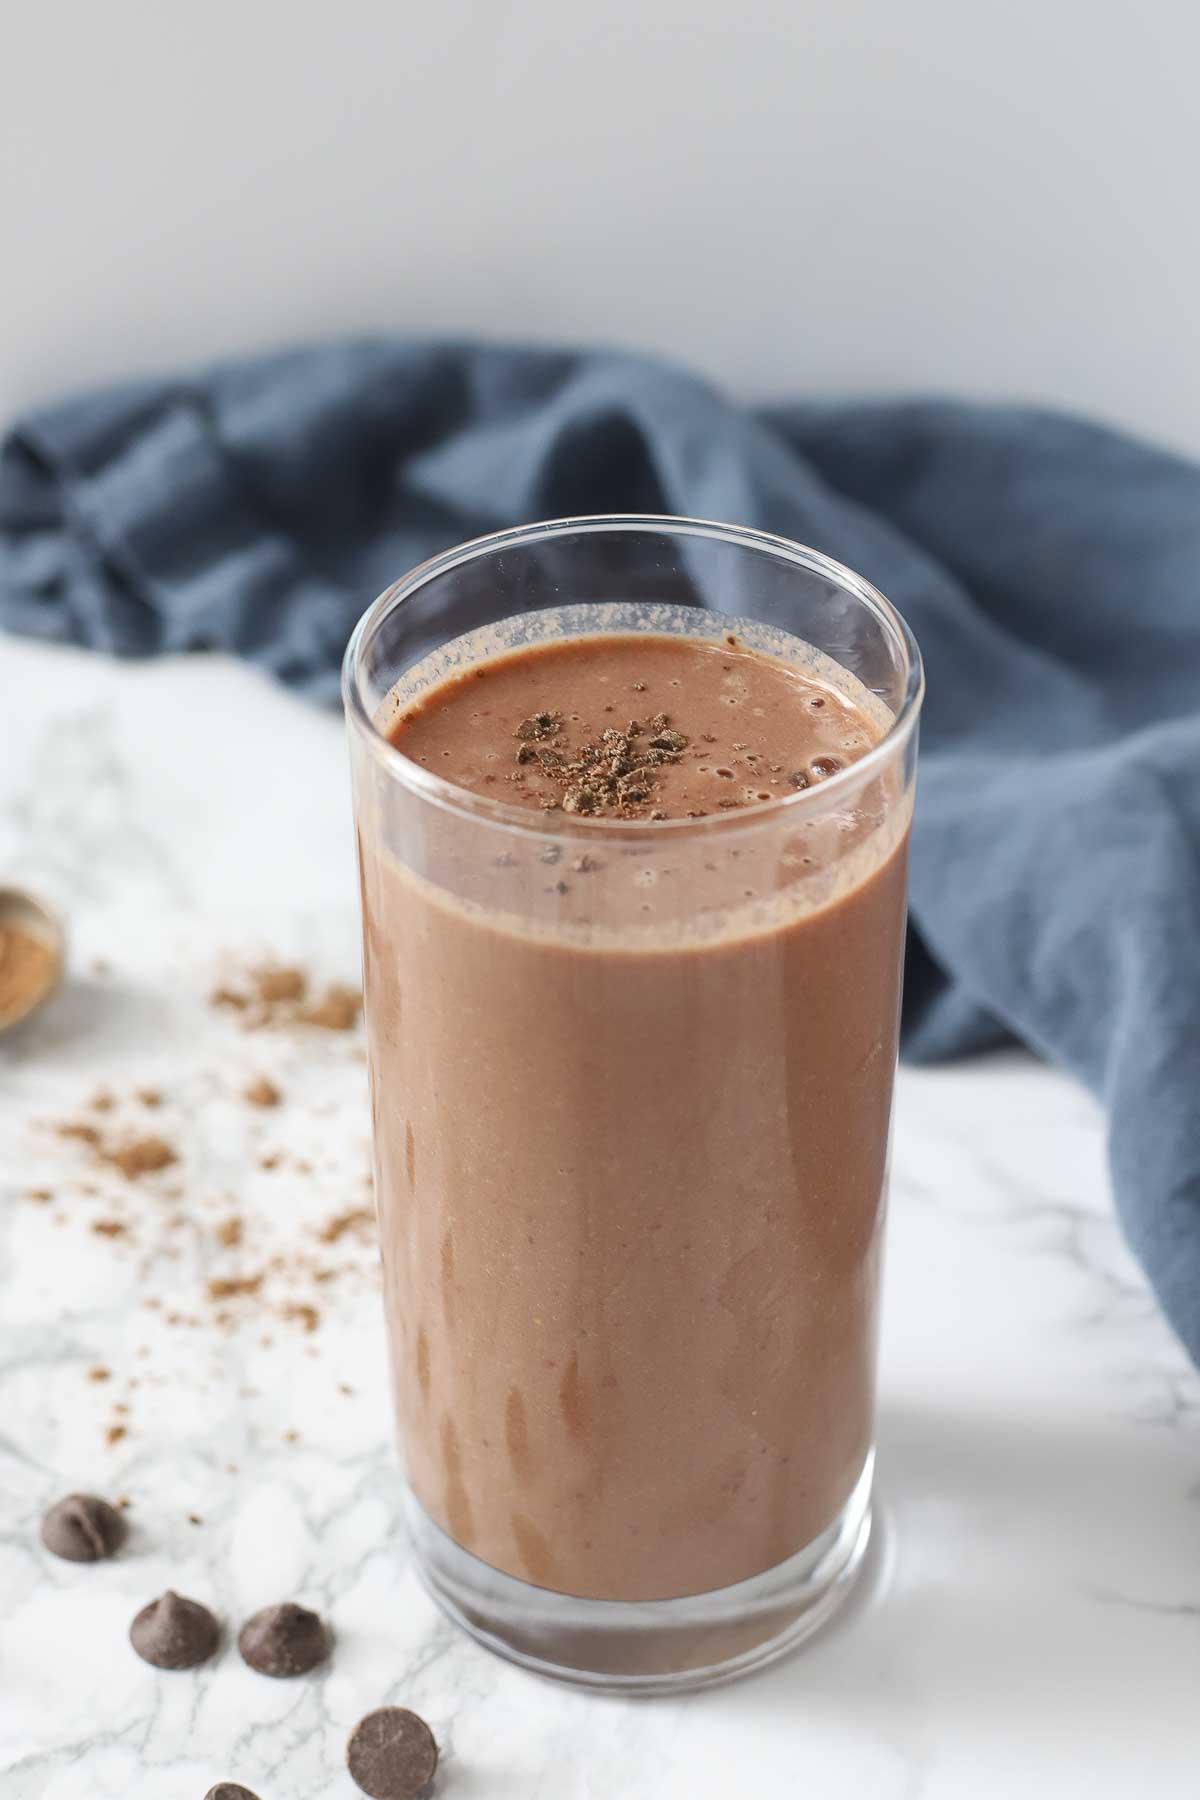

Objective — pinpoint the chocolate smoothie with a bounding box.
[356,623,909,1605]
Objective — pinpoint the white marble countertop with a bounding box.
[2,637,1198,1800]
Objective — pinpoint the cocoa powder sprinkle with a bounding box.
[298,985,362,1031]
[243,1076,281,1108]
[253,966,307,1005]
[57,1122,102,1147]
[106,1137,178,1180]
[206,1274,263,1302]
[318,1208,375,1245]
[0,922,56,1023]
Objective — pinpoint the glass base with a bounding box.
[404,1451,874,1694]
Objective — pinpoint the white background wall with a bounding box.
[3,0,1198,451]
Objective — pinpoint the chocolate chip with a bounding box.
[238,1601,328,1677]
[514,710,560,742]
[130,1590,219,1668]
[346,1707,439,1799]
[41,1493,126,1562]
[205,1786,260,1800]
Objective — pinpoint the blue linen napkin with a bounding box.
[3,341,1198,1362]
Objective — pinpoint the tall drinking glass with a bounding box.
[343,517,922,1692]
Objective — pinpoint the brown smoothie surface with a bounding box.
[389,629,876,821]
[361,625,908,1603]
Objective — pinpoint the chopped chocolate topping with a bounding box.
[514,710,561,741]
[512,710,691,819]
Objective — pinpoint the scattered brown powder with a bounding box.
[0,922,57,1022]
[253,965,307,1005]
[318,1207,375,1245]
[210,984,249,1010]
[188,1513,203,1526]
[213,963,361,1034]
[25,1187,52,1203]
[207,1274,263,1302]
[57,1121,102,1147]
[105,1424,127,1447]
[243,1075,281,1108]
[105,1136,177,1179]
[41,963,372,1367]
[53,1122,177,1179]
[298,985,361,1031]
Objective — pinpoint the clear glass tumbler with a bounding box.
[343,516,922,1693]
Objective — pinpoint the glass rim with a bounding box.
[341,513,924,841]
